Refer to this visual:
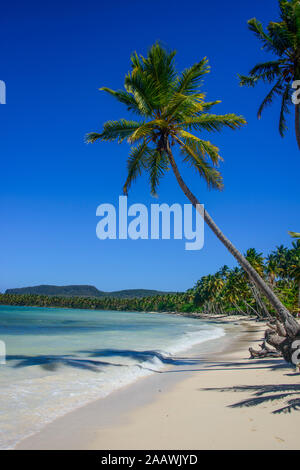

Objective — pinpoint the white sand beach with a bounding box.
[15,317,300,450]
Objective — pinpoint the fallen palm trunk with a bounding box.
[249,320,300,363]
[249,340,281,358]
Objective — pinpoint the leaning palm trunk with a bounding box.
[166,142,300,362]
[249,283,272,321]
[243,300,262,320]
[88,44,300,363]
[232,301,247,316]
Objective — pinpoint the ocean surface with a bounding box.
[0,305,224,449]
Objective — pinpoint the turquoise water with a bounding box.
[0,305,224,449]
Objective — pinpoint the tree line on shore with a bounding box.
[1,241,299,318]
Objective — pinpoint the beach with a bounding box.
[15,316,300,450]
[0,306,224,449]
[2,0,300,456]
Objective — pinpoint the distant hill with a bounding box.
[108,289,171,299]
[5,285,104,298]
[5,285,174,299]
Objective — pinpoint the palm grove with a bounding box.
[1,241,299,317]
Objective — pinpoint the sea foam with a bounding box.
[0,306,224,449]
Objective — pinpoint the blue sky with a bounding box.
[1,0,299,293]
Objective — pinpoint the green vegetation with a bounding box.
[5,285,172,299]
[0,291,188,313]
[239,0,300,148]
[1,241,299,318]
[5,285,102,297]
[190,242,300,317]
[289,231,300,239]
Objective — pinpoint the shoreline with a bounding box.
[0,302,250,319]
[15,316,291,450]
[1,310,234,450]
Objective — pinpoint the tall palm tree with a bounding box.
[245,248,265,277]
[265,253,279,286]
[273,244,290,279]
[203,273,225,301]
[244,248,272,318]
[222,267,249,315]
[239,0,300,149]
[288,238,300,308]
[217,265,231,280]
[86,43,300,355]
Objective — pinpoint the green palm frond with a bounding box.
[250,60,286,82]
[289,231,300,239]
[183,114,246,132]
[176,58,210,94]
[99,87,141,114]
[123,141,150,195]
[280,0,300,34]
[141,43,177,102]
[179,130,221,165]
[146,150,169,196]
[128,120,168,143]
[125,43,178,113]
[257,79,284,119]
[129,51,141,73]
[195,139,221,166]
[163,92,206,121]
[267,21,295,55]
[239,60,286,88]
[250,60,284,75]
[279,83,291,136]
[85,132,102,143]
[124,71,156,116]
[201,100,222,111]
[86,119,142,143]
[176,136,223,190]
[247,18,276,53]
[238,75,259,87]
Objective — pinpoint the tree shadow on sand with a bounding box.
[79,348,202,367]
[200,358,290,372]
[5,349,200,373]
[201,383,300,414]
[5,354,125,372]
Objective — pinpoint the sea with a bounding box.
[0,305,225,449]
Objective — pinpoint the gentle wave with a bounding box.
[0,306,224,449]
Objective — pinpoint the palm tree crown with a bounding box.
[239,0,300,148]
[245,248,265,277]
[86,43,245,195]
